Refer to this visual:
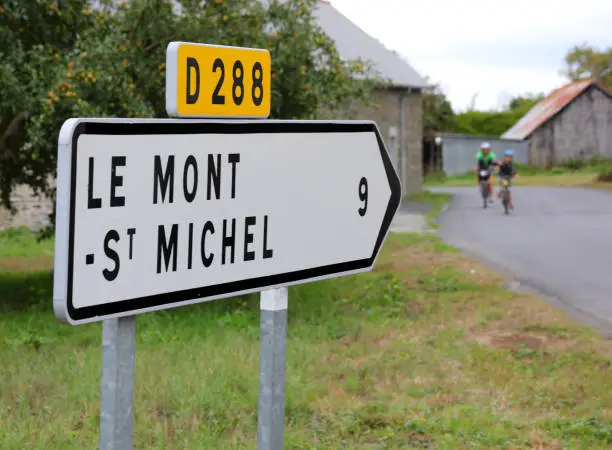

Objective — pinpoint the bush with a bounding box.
[0,227,55,258]
[558,156,612,172]
[559,158,586,171]
[513,162,542,176]
[424,170,448,184]
[0,227,35,241]
[551,167,567,175]
[598,170,612,182]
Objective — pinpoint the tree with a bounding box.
[419,78,544,138]
[422,83,455,136]
[445,92,544,137]
[450,110,512,136]
[507,93,544,113]
[0,0,376,215]
[563,43,612,88]
[0,0,103,208]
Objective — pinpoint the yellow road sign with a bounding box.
[165,42,271,118]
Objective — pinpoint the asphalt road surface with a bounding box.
[435,186,612,330]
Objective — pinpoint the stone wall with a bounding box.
[0,184,54,231]
[401,90,424,195]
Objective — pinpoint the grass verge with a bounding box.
[409,191,453,229]
[2,230,612,448]
[425,163,612,190]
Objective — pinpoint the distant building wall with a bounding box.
[439,133,528,176]
[529,86,612,166]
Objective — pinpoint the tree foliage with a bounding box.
[422,83,454,137]
[563,43,612,88]
[0,0,376,210]
[421,83,543,138]
[507,93,543,113]
[450,93,543,136]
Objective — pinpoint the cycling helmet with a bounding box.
[480,142,491,150]
[504,149,514,156]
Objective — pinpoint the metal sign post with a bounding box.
[99,316,136,450]
[258,288,288,450]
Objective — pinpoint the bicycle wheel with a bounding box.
[481,182,488,208]
[502,189,509,214]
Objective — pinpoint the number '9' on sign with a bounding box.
[165,42,271,118]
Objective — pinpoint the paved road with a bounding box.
[434,186,612,329]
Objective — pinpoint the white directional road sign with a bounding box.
[53,118,401,324]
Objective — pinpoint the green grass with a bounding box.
[2,231,612,448]
[0,227,54,258]
[425,159,612,189]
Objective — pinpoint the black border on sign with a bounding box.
[66,121,401,321]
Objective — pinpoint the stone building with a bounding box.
[314,0,428,195]
[502,79,612,167]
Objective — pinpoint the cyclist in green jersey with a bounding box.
[474,142,498,202]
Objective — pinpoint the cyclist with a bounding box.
[497,149,519,209]
[474,142,498,202]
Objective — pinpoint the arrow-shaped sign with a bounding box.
[53,119,401,324]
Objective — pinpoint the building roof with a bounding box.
[313,1,428,89]
[501,79,595,140]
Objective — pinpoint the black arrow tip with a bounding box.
[368,122,402,264]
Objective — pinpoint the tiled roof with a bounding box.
[501,79,594,140]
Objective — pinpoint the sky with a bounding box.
[328,0,612,111]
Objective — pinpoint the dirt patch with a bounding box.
[365,329,402,349]
[528,430,563,450]
[476,290,583,336]
[379,245,459,271]
[423,392,461,411]
[489,334,544,350]
[470,331,578,352]
[597,172,612,182]
[0,256,53,272]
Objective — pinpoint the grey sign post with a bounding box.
[258,287,289,449]
[99,316,137,450]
